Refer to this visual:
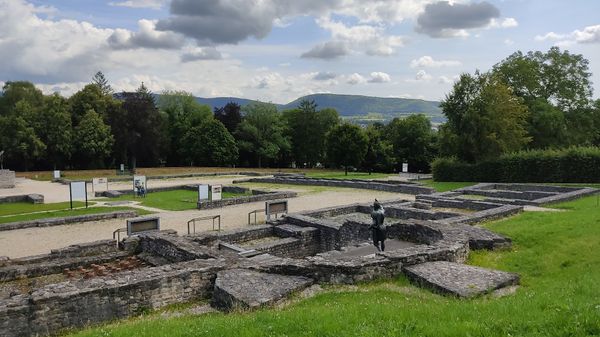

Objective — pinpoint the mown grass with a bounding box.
[304,171,393,180]
[0,206,152,225]
[421,179,476,192]
[69,195,600,337]
[109,189,253,211]
[0,201,88,217]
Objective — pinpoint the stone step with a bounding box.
[211,269,313,311]
[403,261,519,298]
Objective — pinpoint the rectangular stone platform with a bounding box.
[403,261,519,298]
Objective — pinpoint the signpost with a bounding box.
[133,175,147,197]
[265,200,288,221]
[53,170,61,179]
[92,177,109,194]
[402,163,409,173]
[198,184,209,201]
[126,217,160,236]
[69,181,88,209]
[210,184,222,201]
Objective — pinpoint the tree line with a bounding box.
[2,47,598,174]
[0,72,433,173]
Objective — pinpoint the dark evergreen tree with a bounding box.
[214,102,242,134]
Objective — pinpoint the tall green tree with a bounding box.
[214,102,242,134]
[69,84,115,126]
[362,123,394,174]
[0,102,45,170]
[236,102,290,168]
[386,114,437,172]
[35,94,72,169]
[73,110,113,168]
[326,123,368,175]
[180,119,238,166]
[158,91,212,165]
[92,71,113,96]
[283,100,339,167]
[0,81,44,116]
[111,84,166,168]
[493,47,595,147]
[440,72,531,162]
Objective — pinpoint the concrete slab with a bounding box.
[403,261,519,298]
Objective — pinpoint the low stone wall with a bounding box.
[0,259,225,337]
[455,183,598,206]
[0,170,15,188]
[138,233,217,262]
[239,177,434,195]
[0,210,137,231]
[191,225,274,246]
[0,193,44,204]
[197,191,297,209]
[0,240,119,268]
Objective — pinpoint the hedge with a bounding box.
[432,147,600,183]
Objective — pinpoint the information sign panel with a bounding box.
[198,184,209,201]
[211,185,222,201]
[127,217,160,236]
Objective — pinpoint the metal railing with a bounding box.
[187,215,221,235]
[112,228,127,246]
[247,208,265,225]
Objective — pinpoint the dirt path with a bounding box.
[0,186,414,258]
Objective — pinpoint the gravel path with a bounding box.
[0,178,414,258]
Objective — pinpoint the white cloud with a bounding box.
[369,72,391,83]
[504,38,514,46]
[410,56,461,68]
[109,0,166,9]
[346,73,367,85]
[415,70,432,81]
[488,17,519,29]
[108,19,186,50]
[535,25,600,46]
[303,17,405,58]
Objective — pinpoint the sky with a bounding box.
[1,0,600,103]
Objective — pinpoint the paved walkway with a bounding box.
[0,180,413,258]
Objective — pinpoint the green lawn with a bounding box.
[0,206,151,225]
[421,179,477,192]
[69,195,600,337]
[305,171,393,180]
[109,189,253,211]
[0,201,88,217]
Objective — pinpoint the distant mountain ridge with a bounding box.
[192,93,443,121]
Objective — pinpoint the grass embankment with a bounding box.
[304,171,392,180]
[69,195,600,337]
[421,180,476,192]
[17,168,395,182]
[109,190,252,211]
[0,201,151,225]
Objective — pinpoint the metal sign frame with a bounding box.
[127,217,160,236]
[69,181,88,209]
[265,200,288,221]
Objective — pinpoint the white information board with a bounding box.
[198,184,209,201]
[53,170,61,179]
[402,163,409,173]
[69,181,88,208]
[133,175,147,191]
[211,184,222,201]
[92,177,109,193]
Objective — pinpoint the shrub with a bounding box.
[432,146,600,182]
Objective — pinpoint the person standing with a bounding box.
[370,199,386,252]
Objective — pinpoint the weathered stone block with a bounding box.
[403,261,519,297]
[0,170,15,188]
[212,269,313,311]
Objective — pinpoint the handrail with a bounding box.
[187,215,221,235]
[112,228,127,246]
[247,208,265,225]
